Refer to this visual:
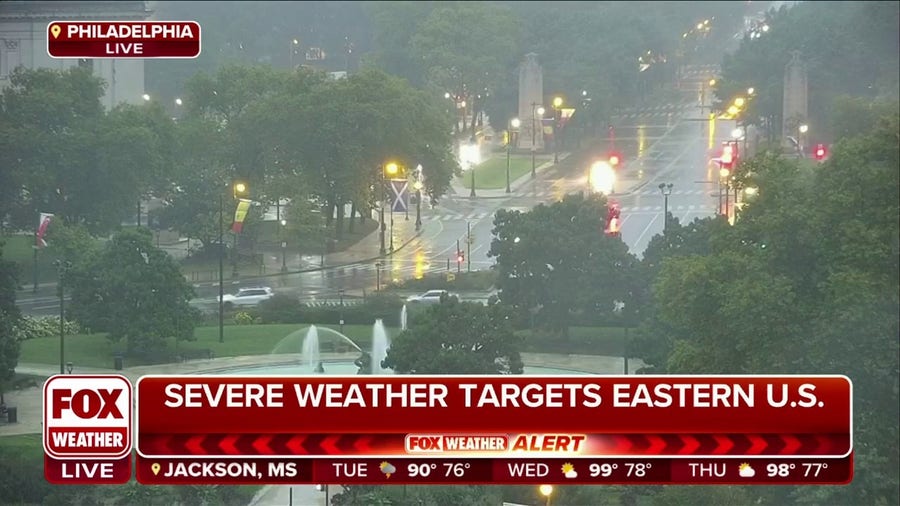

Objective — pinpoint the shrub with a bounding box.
[233,312,254,325]
[248,292,406,327]
[12,316,81,341]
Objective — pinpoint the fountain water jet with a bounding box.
[302,325,321,370]
[371,319,392,374]
[400,304,408,331]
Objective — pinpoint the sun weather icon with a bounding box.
[738,463,756,478]
[561,462,578,479]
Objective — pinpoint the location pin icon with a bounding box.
[50,25,61,39]
[151,463,161,475]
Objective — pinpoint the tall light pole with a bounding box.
[218,192,224,343]
[339,288,345,334]
[539,484,554,506]
[280,219,288,272]
[507,117,520,193]
[552,96,563,164]
[531,103,545,178]
[54,259,71,374]
[383,162,400,253]
[231,182,248,278]
[289,38,299,69]
[219,180,248,343]
[659,183,673,238]
[380,163,399,254]
[414,165,423,231]
[798,123,809,156]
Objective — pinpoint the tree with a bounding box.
[0,243,22,404]
[489,193,638,336]
[383,298,523,374]
[67,229,198,354]
[0,67,106,231]
[634,113,899,503]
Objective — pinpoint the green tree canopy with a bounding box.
[383,298,523,374]
[489,193,638,336]
[67,228,198,354]
[634,112,899,504]
[0,243,21,398]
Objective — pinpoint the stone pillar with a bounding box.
[782,50,808,147]
[518,53,544,151]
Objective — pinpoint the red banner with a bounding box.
[47,21,201,59]
[136,375,851,459]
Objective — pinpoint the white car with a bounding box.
[220,287,274,308]
[406,290,455,304]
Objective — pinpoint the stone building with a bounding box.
[0,1,151,109]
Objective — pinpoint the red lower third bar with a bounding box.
[134,456,853,485]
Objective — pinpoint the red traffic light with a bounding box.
[607,151,622,168]
[604,204,621,236]
[456,251,464,263]
[813,143,827,161]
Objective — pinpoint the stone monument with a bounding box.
[518,53,544,151]
[782,50,808,147]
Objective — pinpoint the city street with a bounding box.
[16,65,731,315]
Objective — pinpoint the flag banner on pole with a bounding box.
[231,199,251,233]
[36,213,54,248]
[390,179,409,213]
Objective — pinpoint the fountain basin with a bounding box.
[209,362,592,376]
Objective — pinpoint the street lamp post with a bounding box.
[380,163,399,255]
[659,183,673,237]
[280,219,287,273]
[531,103,545,178]
[552,96,563,164]
[54,259,71,375]
[798,123,809,156]
[339,289,345,334]
[218,193,224,343]
[539,484,554,506]
[414,165,423,231]
[507,118,520,193]
[289,39,299,69]
[469,161,477,198]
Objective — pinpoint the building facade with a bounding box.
[0,1,151,109]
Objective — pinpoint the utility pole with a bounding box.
[466,221,471,273]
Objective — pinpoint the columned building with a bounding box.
[0,1,151,109]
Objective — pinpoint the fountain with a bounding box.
[371,319,392,375]
[301,325,321,370]
[400,304,408,331]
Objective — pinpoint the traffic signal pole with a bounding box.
[466,221,471,273]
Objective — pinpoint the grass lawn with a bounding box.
[460,156,551,189]
[20,324,400,369]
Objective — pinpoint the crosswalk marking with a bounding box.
[426,211,491,221]
[619,204,713,212]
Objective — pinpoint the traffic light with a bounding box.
[721,143,735,169]
[604,204,621,237]
[813,143,827,161]
[457,251,465,263]
[608,152,621,168]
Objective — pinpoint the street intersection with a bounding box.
[17,65,735,314]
